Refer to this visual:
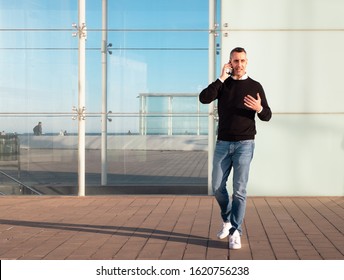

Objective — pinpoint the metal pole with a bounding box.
[208,0,216,195]
[78,0,86,196]
[101,0,108,186]
[197,99,200,136]
[168,96,172,135]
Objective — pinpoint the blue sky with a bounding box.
[0,0,211,133]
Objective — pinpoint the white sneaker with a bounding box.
[229,229,241,249]
[217,222,232,239]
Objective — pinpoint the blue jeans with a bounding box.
[212,140,255,234]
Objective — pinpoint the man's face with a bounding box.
[230,51,248,78]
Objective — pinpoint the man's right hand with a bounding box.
[220,63,232,81]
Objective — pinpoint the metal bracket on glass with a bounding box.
[72,106,86,121]
[209,23,219,37]
[71,22,87,39]
[107,43,113,55]
[216,43,221,55]
[223,22,229,38]
[101,41,113,55]
[107,110,112,122]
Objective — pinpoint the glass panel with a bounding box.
[81,0,210,193]
[0,116,79,195]
[0,0,210,195]
[0,1,79,195]
[145,97,169,135]
[173,96,200,135]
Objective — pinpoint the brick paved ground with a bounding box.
[0,196,343,260]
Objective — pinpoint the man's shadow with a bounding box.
[0,219,225,249]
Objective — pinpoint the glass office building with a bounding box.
[0,0,343,196]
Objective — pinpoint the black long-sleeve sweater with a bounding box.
[199,77,272,141]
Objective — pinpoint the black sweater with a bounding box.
[199,77,272,141]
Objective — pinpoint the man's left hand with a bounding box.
[244,93,262,113]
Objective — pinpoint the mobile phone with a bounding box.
[225,62,232,74]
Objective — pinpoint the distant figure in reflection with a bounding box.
[128,130,132,135]
[33,122,42,136]
[59,130,68,136]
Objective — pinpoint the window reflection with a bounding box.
[0,0,209,194]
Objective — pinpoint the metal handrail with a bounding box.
[0,170,42,195]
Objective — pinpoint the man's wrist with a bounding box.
[257,106,263,114]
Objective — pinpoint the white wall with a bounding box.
[220,0,344,195]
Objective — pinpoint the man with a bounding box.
[33,122,42,136]
[199,47,272,249]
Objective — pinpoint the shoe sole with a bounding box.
[229,244,241,250]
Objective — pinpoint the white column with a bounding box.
[78,0,86,196]
[101,0,108,186]
[139,95,145,135]
[208,0,217,195]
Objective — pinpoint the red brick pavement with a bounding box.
[0,196,343,260]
